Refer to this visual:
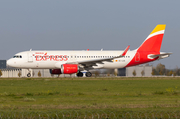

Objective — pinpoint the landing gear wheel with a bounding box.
[85,72,92,77]
[77,72,83,77]
[27,73,31,77]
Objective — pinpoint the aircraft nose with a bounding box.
[7,59,14,67]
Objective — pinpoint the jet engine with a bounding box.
[49,69,61,74]
[61,64,79,74]
[50,64,79,74]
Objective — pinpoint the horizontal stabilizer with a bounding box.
[148,52,172,59]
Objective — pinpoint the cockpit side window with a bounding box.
[13,55,22,58]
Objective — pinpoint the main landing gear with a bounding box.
[85,72,92,77]
[77,72,83,77]
[76,71,92,77]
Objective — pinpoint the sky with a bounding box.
[0,0,179,69]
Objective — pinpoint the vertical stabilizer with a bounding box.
[137,24,166,52]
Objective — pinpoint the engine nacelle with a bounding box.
[49,69,62,74]
[61,64,79,74]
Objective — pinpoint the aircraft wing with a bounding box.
[66,45,130,69]
[148,52,172,59]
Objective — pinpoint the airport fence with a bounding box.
[0,110,180,119]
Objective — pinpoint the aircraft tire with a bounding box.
[85,72,92,77]
[77,72,83,77]
[27,73,31,77]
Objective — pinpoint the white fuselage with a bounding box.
[7,50,136,69]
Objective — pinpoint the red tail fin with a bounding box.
[137,24,166,52]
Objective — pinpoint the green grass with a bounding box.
[0,77,180,114]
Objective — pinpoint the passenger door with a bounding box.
[27,52,33,62]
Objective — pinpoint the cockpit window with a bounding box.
[13,55,22,58]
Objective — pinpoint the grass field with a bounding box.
[0,77,180,117]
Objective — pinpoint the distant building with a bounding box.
[118,65,152,77]
[118,68,126,76]
[0,60,6,69]
[0,68,76,78]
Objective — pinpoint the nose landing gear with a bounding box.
[27,73,31,77]
[27,69,32,77]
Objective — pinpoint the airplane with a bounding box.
[7,24,172,77]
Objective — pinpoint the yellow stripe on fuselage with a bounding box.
[150,24,166,35]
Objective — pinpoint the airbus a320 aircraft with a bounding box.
[7,24,172,77]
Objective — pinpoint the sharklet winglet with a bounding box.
[122,45,130,56]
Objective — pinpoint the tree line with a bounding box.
[151,63,180,76]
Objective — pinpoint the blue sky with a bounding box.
[0,1,179,68]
